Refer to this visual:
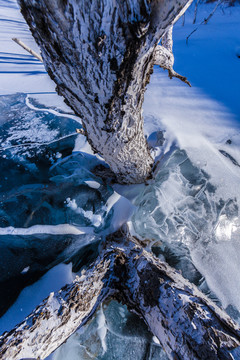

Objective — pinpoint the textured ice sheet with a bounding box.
[132,147,240,317]
[0,93,122,325]
[1,1,240,360]
[49,301,166,360]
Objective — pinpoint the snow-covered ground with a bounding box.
[0,1,240,359]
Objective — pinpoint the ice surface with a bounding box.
[0,92,127,328]
[0,93,117,232]
[49,301,166,360]
[1,1,240,360]
[135,2,240,317]
[131,147,240,311]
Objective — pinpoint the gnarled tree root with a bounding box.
[1,225,240,360]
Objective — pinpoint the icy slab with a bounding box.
[0,93,79,150]
[1,1,240,359]
[138,5,240,316]
[132,147,240,317]
[49,301,168,360]
[0,93,126,321]
[0,93,116,232]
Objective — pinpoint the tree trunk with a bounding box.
[1,226,240,360]
[18,0,193,183]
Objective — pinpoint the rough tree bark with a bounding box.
[18,0,193,183]
[154,26,191,86]
[6,2,239,359]
[1,226,240,360]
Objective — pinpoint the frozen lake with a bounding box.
[0,1,240,359]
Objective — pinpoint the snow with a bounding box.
[0,0,73,114]
[0,263,73,334]
[173,4,240,119]
[0,224,88,235]
[96,305,108,354]
[66,197,103,228]
[25,95,81,122]
[20,266,30,274]
[0,0,56,95]
[84,180,101,189]
[136,2,240,319]
[104,193,135,234]
[1,0,240,359]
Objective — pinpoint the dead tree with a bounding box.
[1,226,240,360]
[4,1,239,359]
[18,0,193,184]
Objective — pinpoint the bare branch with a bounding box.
[154,28,191,87]
[186,0,224,43]
[168,68,192,87]
[182,13,185,27]
[193,0,200,24]
[12,38,43,62]
[203,0,224,24]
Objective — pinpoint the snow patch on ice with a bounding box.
[73,133,95,155]
[0,224,88,235]
[25,95,82,123]
[1,114,58,150]
[152,335,160,345]
[21,266,30,274]
[103,192,135,233]
[84,180,101,189]
[66,198,103,228]
[96,305,108,354]
[0,263,73,334]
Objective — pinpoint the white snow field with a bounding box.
[0,0,240,359]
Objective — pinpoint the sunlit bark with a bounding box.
[18,0,192,183]
[1,226,240,360]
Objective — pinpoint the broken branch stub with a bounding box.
[12,37,43,62]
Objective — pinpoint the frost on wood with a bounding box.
[0,255,114,360]
[18,0,193,183]
[1,226,240,360]
[154,26,191,86]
